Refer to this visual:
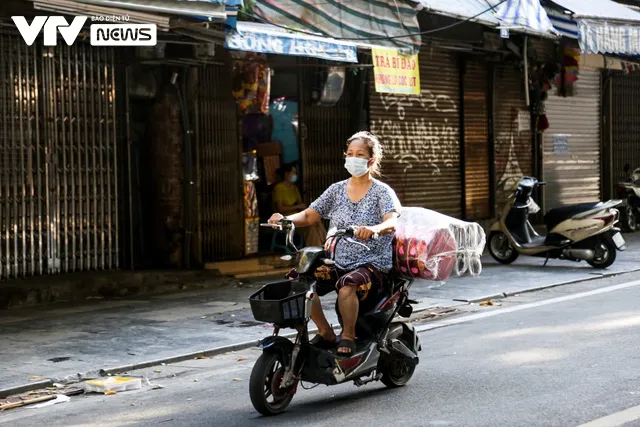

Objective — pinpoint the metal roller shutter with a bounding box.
[543,69,601,210]
[494,64,533,210]
[611,72,640,184]
[370,48,461,217]
[0,30,121,279]
[463,58,490,220]
[196,66,244,262]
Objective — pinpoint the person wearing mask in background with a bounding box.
[272,164,327,247]
[269,132,401,356]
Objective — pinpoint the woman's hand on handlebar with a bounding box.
[354,226,378,241]
[268,213,284,225]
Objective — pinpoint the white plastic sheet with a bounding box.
[394,207,486,281]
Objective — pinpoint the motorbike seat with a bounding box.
[544,202,603,231]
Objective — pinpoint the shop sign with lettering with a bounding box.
[372,47,420,95]
[225,29,358,63]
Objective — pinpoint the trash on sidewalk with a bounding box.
[28,375,44,381]
[143,375,165,391]
[479,300,502,307]
[84,377,142,394]
[28,394,70,409]
[0,394,56,411]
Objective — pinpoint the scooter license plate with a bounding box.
[612,232,626,250]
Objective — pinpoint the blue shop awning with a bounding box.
[494,0,558,37]
[545,0,640,55]
[413,0,558,38]
[225,21,359,63]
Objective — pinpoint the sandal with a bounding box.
[310,334,337,349]
[336,339,356,357]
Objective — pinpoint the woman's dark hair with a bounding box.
[277,163,297,180]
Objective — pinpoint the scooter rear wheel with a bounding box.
[249,352,296,416]
[622,205,638,232]
[379,357,416,388]
[587,237,617,269]
[488,232,519,264]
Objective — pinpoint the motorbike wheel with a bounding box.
[249,352,296,416]
[379,355,416,389]
[379,335,416,388]
[623,205,638,232]
[587,237,617,269]
[488,232,519,264]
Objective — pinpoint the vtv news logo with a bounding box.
[11,16,157,46]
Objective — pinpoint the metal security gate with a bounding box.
[494,63,532,210]
[0,31,120,279]
[463,58,490,220]
[370,48,461,217]
[196,66,244,262]
[611,71,640,184]
[300,62,356,203]
[543,69,601,210]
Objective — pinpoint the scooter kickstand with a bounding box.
[543,254,550,267]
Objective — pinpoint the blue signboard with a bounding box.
[553,134,569,155]
[225,27,358,63]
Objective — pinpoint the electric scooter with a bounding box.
[489,176,625,269]
[248,220,420,416]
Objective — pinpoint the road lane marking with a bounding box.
[576,404,640,427]
[415,279,640,332]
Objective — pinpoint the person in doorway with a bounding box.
[272,164,327,247]
[268,131,401,356]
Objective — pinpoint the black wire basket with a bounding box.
[249,280,309,326]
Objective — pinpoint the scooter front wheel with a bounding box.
[249,352,296,416]
[488,232,519,264]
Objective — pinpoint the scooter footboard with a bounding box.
[300,346,338,385]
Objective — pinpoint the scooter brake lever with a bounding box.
[345,237,371,251]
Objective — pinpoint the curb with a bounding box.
[0,379,53,399]
[3,268,639,398]
[0,303,443,398]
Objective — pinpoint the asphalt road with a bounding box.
[3,272,640,427]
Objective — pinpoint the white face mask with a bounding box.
[344,157,370,177]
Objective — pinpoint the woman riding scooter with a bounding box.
[268,131,401,357]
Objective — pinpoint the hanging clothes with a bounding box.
[270,98,299,164]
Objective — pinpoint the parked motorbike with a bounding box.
[616,164,640,232]
[489,176,626,269]
[248,220,420,416]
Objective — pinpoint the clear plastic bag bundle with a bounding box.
[394,207,486,281]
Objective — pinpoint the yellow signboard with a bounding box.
[372,47,420,95]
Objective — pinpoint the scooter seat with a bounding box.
[544,202,603,231]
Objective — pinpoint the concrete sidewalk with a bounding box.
[1,233,638,396]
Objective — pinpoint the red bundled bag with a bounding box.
[394,207,486,281]
[395,227,457,281]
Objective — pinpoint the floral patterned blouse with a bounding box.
[309,179,401,272]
